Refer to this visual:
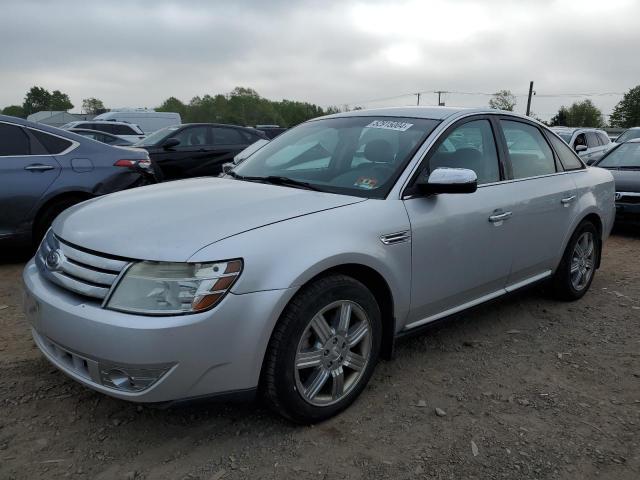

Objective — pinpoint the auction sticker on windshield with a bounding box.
[354,177,378,189]
[365,120,414,131]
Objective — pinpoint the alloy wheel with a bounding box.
[570,231,596,291]
[294,300,372,406]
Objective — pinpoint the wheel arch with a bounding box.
[32,191,94,237]
[560,211,604,270]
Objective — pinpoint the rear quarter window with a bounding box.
[30,129,73,154]
[547,133,583,171]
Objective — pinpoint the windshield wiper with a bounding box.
[226,172,325,192]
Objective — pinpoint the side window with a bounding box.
[212,127,245,145]
[112,124,137,135]
[597,132,610,146]
[30,129,72,154]
[501,120,557,179]
[585,132,599,148]
[574,133,586,150]
[429,119,500,185]
[89,123,111,134]
[547,133,583,171]
[0,123,30,156]
[173,127,209,146]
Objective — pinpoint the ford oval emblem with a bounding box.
[46,250,61,271]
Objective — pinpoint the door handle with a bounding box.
[488,211,512,223]
[561,195,576,206]
[24,164,55,172]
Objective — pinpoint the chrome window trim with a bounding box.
[0,120,80,157]
[395,111,587,199]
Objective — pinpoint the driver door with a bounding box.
[403,116,517,327]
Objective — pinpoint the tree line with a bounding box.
[1,86,339,128]
[488,85,640,128]
[3,84,640,129]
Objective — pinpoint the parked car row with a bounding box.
[0,114,154,245]
[550,126,612,164]
[21,106,619,423]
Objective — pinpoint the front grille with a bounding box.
[36,230,130,301]
[617,193,640,204]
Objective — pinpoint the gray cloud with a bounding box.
[1,0,639,120]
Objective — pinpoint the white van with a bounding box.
[93,110,181,134]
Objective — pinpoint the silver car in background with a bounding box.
[551,126,612,164]
[23,107,615,423]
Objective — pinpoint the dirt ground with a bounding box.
[0,229,638,480]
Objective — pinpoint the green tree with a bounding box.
[23,86,51,115]
[488,90,516,111]
[49,90,73,111]
[1,105,26,118]
[553,100,603,127]
[82,97,105,114]
[549,106,569,126]
[22,86,73,114]
[156,87,328,127]
[609,85,640,128]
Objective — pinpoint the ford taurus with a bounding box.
[23,107,615,423]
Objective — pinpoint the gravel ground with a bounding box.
[0,228,639,480]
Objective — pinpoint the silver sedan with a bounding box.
[23,107,615,423]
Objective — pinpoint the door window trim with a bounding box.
[496,116,564,179]
[0,120,79,158]
[402,114,507,197]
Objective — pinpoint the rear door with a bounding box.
[585,131,604,164]
[0,122,63,238]
[498,118,578,287]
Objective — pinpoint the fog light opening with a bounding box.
[107,369,136,390]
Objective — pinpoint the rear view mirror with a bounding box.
[162,138,180,149]
[575,144,588,153]
[416,167,478,194]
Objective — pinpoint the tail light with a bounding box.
[114,159,152,171]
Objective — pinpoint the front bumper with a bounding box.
[23,259,295,403]
[615,201,640,223]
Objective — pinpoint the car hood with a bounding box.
[53,177,366,261]
[605,168,640,192]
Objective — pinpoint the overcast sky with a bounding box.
[2,0,639,121]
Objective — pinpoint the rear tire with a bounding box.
[551,221,600,301]
[33,197,85,247]
[261,274,381,423]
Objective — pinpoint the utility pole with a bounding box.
[526,81,534,116]
[415,93,421,105]
[435,90,446,106]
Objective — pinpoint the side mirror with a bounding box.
[221,162,234,174]
[575,144,588,153]
[416,167,478,195]
[162,138,180,149]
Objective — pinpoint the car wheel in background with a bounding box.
[551,221,600,301]
[261,274,382,423]
[33,196,86,247]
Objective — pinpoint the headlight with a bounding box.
[106,259,242,315]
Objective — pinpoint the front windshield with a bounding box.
[232,116,440,198]
[133,126,179,146]
[597,143,640,168]
[615,129,640,143]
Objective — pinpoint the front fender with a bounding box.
[188,199,413,324]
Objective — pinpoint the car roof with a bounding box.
[69,128,117,136]
[550,127,605,133]
[321,106,493,121]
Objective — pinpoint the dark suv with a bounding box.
[0,115,155,246]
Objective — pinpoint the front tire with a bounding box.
[261,275,382,423]
[551,221,600,301]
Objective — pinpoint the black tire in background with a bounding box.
[32,197,85,247]
[261,274,382,423]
